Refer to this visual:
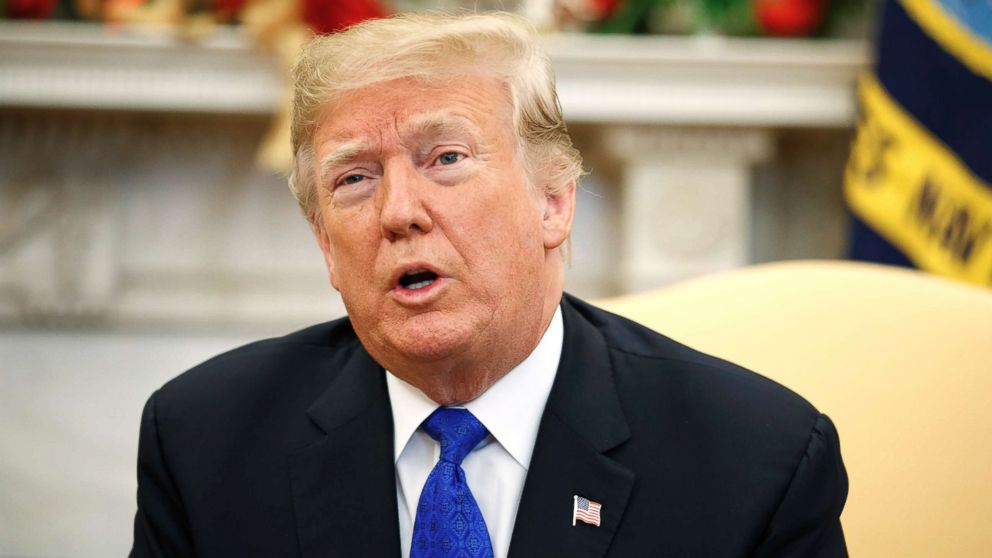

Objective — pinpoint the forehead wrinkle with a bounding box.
[401,112,484,145]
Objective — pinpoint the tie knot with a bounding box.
[421,408,489,465]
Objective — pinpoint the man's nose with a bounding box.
[377,158,434,240]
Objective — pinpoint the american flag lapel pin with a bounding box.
[572,495,602,527]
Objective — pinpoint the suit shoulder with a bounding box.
[566,295,819,421]
[153,316,362,412]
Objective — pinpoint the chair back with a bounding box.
[597,261,992,557]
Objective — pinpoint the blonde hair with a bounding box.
[288,12,583,222]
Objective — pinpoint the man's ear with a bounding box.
[542,179,577,250]
[311,220,341,291]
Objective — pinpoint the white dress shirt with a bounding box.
[385,306,563,558]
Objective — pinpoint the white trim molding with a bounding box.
[0,22,869,125]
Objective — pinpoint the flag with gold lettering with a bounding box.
[845,0,992,287]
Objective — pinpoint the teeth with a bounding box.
[406,279,434,290]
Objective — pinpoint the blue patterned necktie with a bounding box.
[410,408,495,558]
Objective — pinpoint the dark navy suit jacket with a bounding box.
[131,294,848,557]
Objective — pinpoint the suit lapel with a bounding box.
[508,297,635,558]
[287,343,401,558]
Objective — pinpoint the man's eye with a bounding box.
[437,152,464,166]
[339,174,366,186]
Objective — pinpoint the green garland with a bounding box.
[593,0,867,37]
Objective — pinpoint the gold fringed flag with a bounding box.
[845,0,992,287]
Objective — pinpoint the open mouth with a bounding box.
[398,269,438,291]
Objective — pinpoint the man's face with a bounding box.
[310,75,573,380]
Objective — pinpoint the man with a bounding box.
[131,12,848,558]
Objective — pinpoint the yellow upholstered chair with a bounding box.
[597,260,992,557]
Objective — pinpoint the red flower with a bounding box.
[754,0,827,37]
[302,0,389,35]
[590,0,622,19]
[212,0,248,19]
[5,0,57,19]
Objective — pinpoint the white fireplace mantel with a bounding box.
[0,21,869,126]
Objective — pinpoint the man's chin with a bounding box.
[383,329,471,363]
[369,314,480,365]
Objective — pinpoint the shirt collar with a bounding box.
[385,305,563,470]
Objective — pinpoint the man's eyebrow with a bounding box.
[402,112,482,140]
[318,140,372,187]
